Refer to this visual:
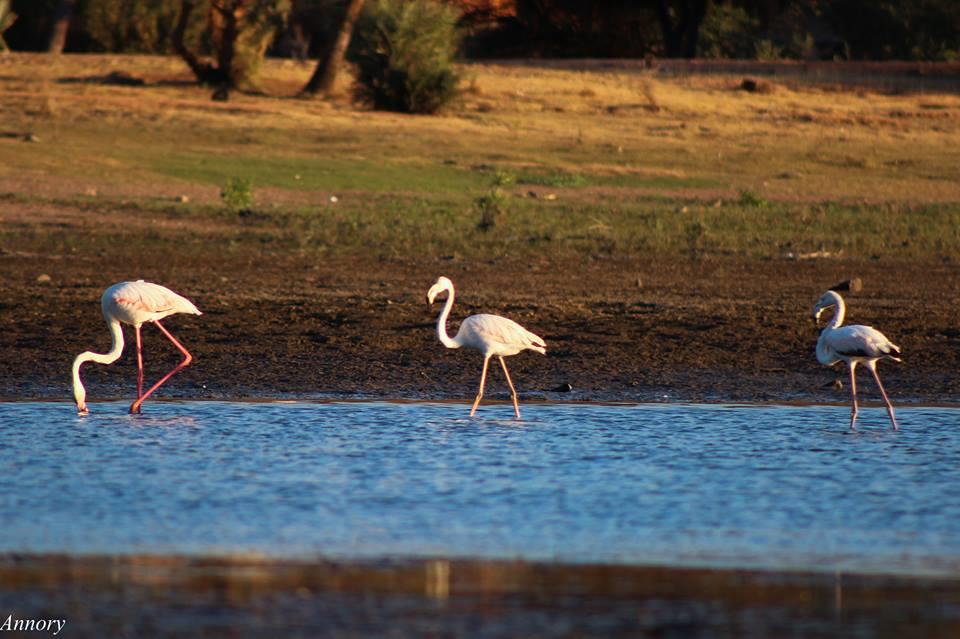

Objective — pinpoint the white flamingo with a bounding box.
[427,276,546,419]
[72,280,201,415]
[813,290,901,431]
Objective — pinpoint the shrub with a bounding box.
[738,189,769,208]
[475,170,514,232]
[221,177,255,213]
[348,0,461,114]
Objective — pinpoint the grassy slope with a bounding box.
[1,53,959,260]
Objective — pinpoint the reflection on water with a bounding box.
[1,401,959,575]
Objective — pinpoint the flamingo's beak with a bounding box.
[813,305,827,328]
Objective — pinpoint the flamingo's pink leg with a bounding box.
[135,324,144,399]
[470,356,491,417]
[848,362,859,431]
[868,363,899,431]
[498,356,521,419]
[130,320,193,414]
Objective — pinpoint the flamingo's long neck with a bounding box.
[825,295,846,330]
[72,318,125,407]
[816,294,846,365]
[436,284,460,349]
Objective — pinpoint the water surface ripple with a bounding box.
[1,401,958,576]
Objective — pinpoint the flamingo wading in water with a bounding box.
[813,290,901,431]
[427,276,546,419]
[72,280,202,415]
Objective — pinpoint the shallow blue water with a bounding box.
[1,401,959,575]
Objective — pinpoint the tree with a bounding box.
[655,0,708,58]
[301,0,364,96]
[46,0,75,53]
[0,0,16,53]
[172,0,290,98]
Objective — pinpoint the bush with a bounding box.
[474,171,513,232]
[221,177,255,213]
[348,0,461,114]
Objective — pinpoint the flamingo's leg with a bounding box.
[848,362,859,431]
[470,356,491,417]
[868,362,898,431]
[498,356,521,419]
[130,320,193,414]
[135,324,144,399]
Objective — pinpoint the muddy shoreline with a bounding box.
[3,251,959,407]
[1,553,958,638]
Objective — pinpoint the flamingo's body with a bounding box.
[427,276,545,418]
[813,290,900,431]
[72,280,201,414]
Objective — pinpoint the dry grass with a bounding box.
[0,54,958,202]
[1,53,959,259]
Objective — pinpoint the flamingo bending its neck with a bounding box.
[813,290,901,431]
[72,280,201,415]
[427,276,546,419]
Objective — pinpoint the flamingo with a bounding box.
[813,290,901,431]
[72,280,202,415]
[427,276,546,419]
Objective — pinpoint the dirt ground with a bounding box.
[3,221,959,408]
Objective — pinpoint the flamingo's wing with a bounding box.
[460,314,546,352]
[110,281,201,316]
[828,324,901,360]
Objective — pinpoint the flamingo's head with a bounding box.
[427,276,453,305]
[73,385,88,415]
[813,290,842,327]
[72,354,90,415]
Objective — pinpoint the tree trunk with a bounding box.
[173,0,225,86]
[655,0,708,59]
[214,0,242,90]
[681,0,707,59]
[301,0,365,97]
[47,0,76,53]
[0,0,16,54]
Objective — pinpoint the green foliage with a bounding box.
[698,3,758,59]
[754,39,784,61]
[349,0,462,114]
[738,189,769,208]
[82,0,288,79]
[221,176,254,213]
[83,0,192,53]
[491,169,515,188]
[475,171,513,232]
[517,170,586,188]
[827,0,960,61]
[230,0,291,86]
[683,219,707,259]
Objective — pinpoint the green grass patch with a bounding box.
[153,153,487,193]
[512,167,719,190]
[5,192,960,262]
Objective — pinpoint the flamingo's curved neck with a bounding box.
[816,294,846,365]
[72,318,125,404]
[825,295,846,330]
[435,284,460,349]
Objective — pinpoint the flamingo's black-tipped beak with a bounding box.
[813,306,826,328]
